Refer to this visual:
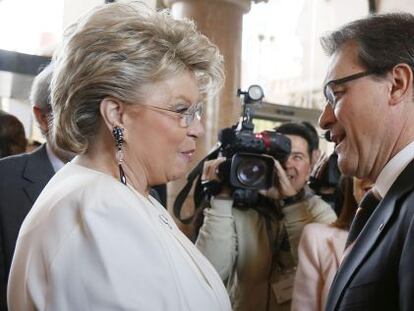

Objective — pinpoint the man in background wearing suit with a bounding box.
[319,13,414,311]
[0,64,74,310]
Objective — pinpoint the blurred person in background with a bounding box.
[0,111,26,158]
[309,152,342,211]
[25,140,42,153]
[300,121,321,167]
[196,122,336,311]
[7,3,230,310]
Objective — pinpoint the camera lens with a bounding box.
[236,159,266,187]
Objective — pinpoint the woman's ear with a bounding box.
[100,97,125,130]
[389,63,413,106]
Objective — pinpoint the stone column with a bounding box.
[163,0,251,237]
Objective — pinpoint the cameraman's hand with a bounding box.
[201,157,231,198]
[274,160,298,198]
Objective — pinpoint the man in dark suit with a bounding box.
[318,13,414,311]
[0,64,74,310]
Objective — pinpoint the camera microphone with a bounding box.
[324,131,332,142]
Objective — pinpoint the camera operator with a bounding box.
[195,122,337,311]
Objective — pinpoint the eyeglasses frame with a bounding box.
[141,101,204,128]
[323,70,376,109]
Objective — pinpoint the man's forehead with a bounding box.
[287,134,309,149]
[324,42,362,82]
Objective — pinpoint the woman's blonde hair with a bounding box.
[51,2,224,153]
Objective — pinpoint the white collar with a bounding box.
[375,140,414,198]
[45,143,65,173]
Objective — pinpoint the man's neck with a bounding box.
[45,143,67,172]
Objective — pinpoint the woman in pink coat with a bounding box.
[291,177,372,311]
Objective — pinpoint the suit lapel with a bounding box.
[22,144,55,204]
[327,159,414,311]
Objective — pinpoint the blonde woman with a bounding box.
[8,3,230,310]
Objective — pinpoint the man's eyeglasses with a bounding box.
[323,71,375,109]
[142,101,204,128]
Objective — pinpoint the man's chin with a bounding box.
[337,157,357,176]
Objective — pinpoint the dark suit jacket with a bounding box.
[0,145,54,310]
[326,159,414,311]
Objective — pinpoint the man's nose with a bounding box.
[284,156,294,168]
[319,103,336,130]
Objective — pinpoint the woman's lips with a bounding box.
[181,149,195,162]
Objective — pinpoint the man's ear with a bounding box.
[32,106,49,134]
[100,98,125,130]
[389,63,413,106]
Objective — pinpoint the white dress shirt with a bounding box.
[375,140,414,198]
[45,143,65,172]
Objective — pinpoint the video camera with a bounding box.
[173,85,292,223]
[202,85,291,206]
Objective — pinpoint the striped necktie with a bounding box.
[345,189,381,249]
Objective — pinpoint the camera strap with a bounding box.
[281,188,306,206]
[173,145,221,224]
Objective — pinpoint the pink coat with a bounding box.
[291,223,348,311]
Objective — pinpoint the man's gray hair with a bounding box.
[29,63,53,113]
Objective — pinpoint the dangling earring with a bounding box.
[112,126,127,185]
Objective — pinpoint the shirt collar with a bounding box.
[375,140,414,198]
[46,143,65,173]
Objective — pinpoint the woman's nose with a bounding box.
[188,117,204,138]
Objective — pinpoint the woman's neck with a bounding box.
[73,142,150,197]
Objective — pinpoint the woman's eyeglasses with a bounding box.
[141,101,204,128]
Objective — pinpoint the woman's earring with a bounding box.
[112,126,127,185]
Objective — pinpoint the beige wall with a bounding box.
[63,0,156,30]
[379,0,414,12]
